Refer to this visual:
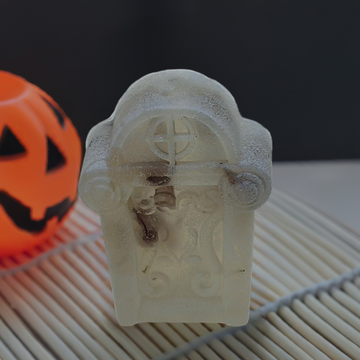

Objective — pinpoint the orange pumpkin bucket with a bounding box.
[0,71,81,256]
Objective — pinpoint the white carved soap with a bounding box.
[79,70,272,326]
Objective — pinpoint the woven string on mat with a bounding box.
[0,188,360,360]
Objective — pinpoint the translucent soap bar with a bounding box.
[79,70,272,326]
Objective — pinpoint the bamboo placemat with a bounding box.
[0,188,360,360]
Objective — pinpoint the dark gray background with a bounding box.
[0,0,359,161]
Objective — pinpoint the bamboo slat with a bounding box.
[1,189,360,359]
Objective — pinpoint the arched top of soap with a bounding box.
[87,70,245,160]
[80,68,272,216]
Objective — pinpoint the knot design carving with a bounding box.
[83,176,121,212]
[220,172,265,211]
[146,117,197,165]
[136,188,223,298]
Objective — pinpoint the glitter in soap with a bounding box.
[79,70,272,326]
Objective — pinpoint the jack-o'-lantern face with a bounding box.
[0,71,81,256]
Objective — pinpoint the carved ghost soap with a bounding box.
[79,70,272,326]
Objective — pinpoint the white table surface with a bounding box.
[272,160,360,234]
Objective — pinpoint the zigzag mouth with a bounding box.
[0,191,75,233]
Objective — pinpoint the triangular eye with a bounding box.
[43,98,65,128]
[0,126,27,157]
[47,137,66,172]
